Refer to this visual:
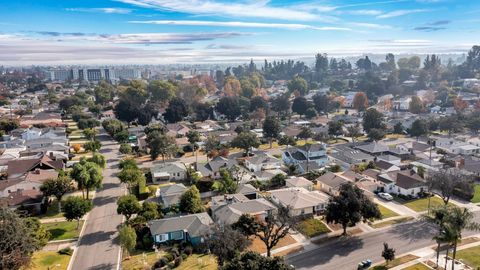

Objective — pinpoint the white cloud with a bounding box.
[377,9,430,18]
[115,0,327,21]
[349,22,392,29]
[346,9,384,15]
[66,7,133,14]
[129,20,352,31]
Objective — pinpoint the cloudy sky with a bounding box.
[1,0,479,65]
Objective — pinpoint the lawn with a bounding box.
[455,245,480,268]
[471,185,480,203]
[26,251,71,270]
[38,200,64,219]
[247,233,297,254]
[371,217,414,229]
[297,218,331,238]
[122,250,164,270]
[403,196,449,212]
[371,254,420,269]
[377,204,399,219]
[177,254,217,270]
[403,263,432,270]
[43,221,84,241]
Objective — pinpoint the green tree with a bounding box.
[263,116,281,148]
[83,128,98,141]
[63,196,93,229]
[212,169,238,195]
[118,168,145,190]
[148,80,177,103]
[70,161,103,199]
[138,201,161,221]
[298,127,313,140]
[179,186,204,214]
[84,140,101,152]
[146,131,177,162]
[24,217,50,250]
[287,76,308,96]
[292,96,310,116]
[278,135,297,146]
[119,225,137,257]
[346,124,362,146]
[409,119,428,139]
[231,132,260,156]
[216,96,241,121]
[305,107,317,119]
[119,143,132,154]
[40,175,73,213]
[422,206,450,267]
[328,121,344,140]
[393,122,404,134]
[222,251,293,270]
[163,97,189,123]
[325,183,381,235]
[409,96,425,114]
[232,214,261,236]
[367,128,385,141]
[382,243,396,266]
[186,130,201,164]
[362,108,385,133]
[94,81,115,105]
[117,195,141,222]
[86,153,106,168]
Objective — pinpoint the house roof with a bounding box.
[356,142,389,154]
[24,169,58,183]
[198,156,236,176]
[375,160,399,171]
[395,170,426,189]
[159,184,187,206]
[286,177,313,188]
[269,187,329,210]
[246,153,279,165]
[297,143,326,153]
[213,198,276,225]
[151,162,186,174]
[316,172,350,188]
[0,189,43,207]
[148,212,213,238]
[236,184,258,195]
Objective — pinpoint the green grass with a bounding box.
[455,245,480,268]
[371,254,419,269]
[297,218,331,238]
[177,254,217,270]
[471,185,480,203]
[403,196,449,212]
[43,221,84,241]
[38,201,64,219]
[122,250,164,270]
[377,204,399,219]
[371,217,414,229]
[26,251,71,270]
[403,263,432,270]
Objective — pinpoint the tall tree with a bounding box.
[118,167,145,190]
[381,243,396,266]
[117,195,141,222]
[346,124,362,146]
[40,175,73,213]
[63,196,93,229]
[254,207,296,257]
[70,160,103,199]
[148,80,177,103]
[163,97,188,123]
[231,132,260,156]
[146,131,177,162]
[409,119,429,139]
[179,186,204,214]
[263,116,281,148]
[118,225,137,257]
[409,96,425,114]
[209,226,251,267]
[427,170,473,205]
[287,76,308,96]
[362,108,385,133]
[271,94,290,117]
[326,183,381,235]
[352,92,369,112]
[292,96,310,116]
[216,96,241,121]
[212,169,238,195]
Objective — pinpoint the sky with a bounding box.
[0,0,479,65]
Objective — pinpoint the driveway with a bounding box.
[373,197,418,217]
[69,130,125,270]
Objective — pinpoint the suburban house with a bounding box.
[268,187,329,217]
[356,142,390,156]
[212,197,277,225]
[283,143,328,169]
[236,184,258,199]
[0,169,58,197]
[316,172,351,196]
[244,152,281,172]
[150,162,187,183]
[148,213,213,246]
[166,123,190,137]
[158,183,187,208]
[0,189,44,212]
[374,160,401,172]
[378,170,427,197]
[7,153,64,180]
[328,145,374,169]
[285,176,314,191]
[197,156,237,179]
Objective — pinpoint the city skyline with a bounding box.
[1,0,479,65]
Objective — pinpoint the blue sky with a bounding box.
[0,0,479,65]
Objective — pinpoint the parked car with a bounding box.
[378,192,393,201]
[357,259,372,269]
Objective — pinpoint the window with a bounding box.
[171,231,183,240]
[156,234,169,242]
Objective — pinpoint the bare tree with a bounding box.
[254,207,296,257]
[427,170,473,205]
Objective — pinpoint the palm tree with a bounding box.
[445,207,480,270]
[423,207,449,268]
[439,226,456,270]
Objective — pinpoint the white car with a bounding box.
[378,192,393,201]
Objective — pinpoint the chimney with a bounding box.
[34,168,41,174]
[49,152,54,160]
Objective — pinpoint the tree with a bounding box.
[118,168,145,190]
[72,143,82,153]
[292,96,310,116]
[393,122,404,134]
[263,117,281,148]
[346,124,362,146]
[117,195,141,222]
[278,135,297,146]
[231,132,260,156]
[254,207,296,257]
[119,225,137,257]
[409,96,425,114]
[119,143,132,154]
[63,196,93,229]
[77,118,100,130]
[427,170,473,205]
[40,175,73,213]
[146,131,177,162]
[84,140,101,152]
[297,127,313,140]
[287,76,308,96]
[212,169,238,195]
[352,92,369,112]
[138,201,161,221]
[305,107,317,119]
[186,130,200,163]
[179,186,204,214]
[222,251,293,270]
[148,80,177,103]
[232,214,261,236]
[86,153,106,168]
[94,81,115,105]
[83,128,98,141]
[328,121,344,139]
[326,183,381,235]
[381,243,396,266]
[204,135,221,160]
[163,97,189,123]
[209,226,251,266]
[249,96,269,113]
[367,128,385,141]
[271,95,290,117]
[216,96,241,121]
[362,108,385,133]
[0,207,40,270]
[24,217,50,250]
[422,206,450,267]
[409,119,428,139]
[70,160,103,199]
[313,94,330,114]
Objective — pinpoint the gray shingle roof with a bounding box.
[148,212,213,238]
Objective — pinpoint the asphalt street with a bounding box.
[69,130,124,270]
[287,212,480,270]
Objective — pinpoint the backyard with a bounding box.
[43,221,84,241]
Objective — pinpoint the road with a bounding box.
[69,130,124,270]
[286,212,480,270]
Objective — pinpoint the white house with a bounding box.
[378,170,427,197]
[244,152,281,172]
[269,187,329,217]
[150,162,187,183]
[283,143,328,168]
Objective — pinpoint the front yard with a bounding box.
[371,254,420,269]
[455,244,480,268]
[176,254,217,270]
[376,204,399,219]
[471,184,480,203]
[297,218,331,238]
[43,221,84,241]
[247,233,297,255]
[402,196,449,212]
[402,263,431,270]
[371,217,414,229]
[122,250,164,270]
[122,251,217,270]
[26,251,71,270]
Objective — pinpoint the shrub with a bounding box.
[164,253,174,262]
[58,247,73,255]
[148,186,157,197]
[119,143,132,154]
[153,257,169,268]
[184,245,193,255]
[174,256,183,267]
[167,262,175,269]
[181,253,188,260]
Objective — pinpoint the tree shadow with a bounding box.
[93,195,117,207]
[388,220,437,242]
[78,230,113,246]
[88,263,115,270]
